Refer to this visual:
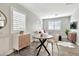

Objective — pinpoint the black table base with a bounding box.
[36,39,51,56]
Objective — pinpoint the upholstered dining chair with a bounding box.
[47,34,59,56]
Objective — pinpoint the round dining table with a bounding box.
[33,34,53,56]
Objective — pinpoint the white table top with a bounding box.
[33,34,53,39]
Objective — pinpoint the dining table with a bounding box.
[33,33,53,56]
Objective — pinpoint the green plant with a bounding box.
[65,29,70,35]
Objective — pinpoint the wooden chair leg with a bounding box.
[51,43,53,56]
[56,43,59,56]
[46,42,48,47]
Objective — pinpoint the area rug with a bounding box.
[57,41,75,48]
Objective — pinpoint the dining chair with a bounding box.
[47,34,59,56]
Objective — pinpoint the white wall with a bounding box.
[0,3,42,55]
[27,12,42,34]
[0,4,12,55]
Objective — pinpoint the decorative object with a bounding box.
[0,10,7,29]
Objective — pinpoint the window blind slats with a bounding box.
[12,10,26,32]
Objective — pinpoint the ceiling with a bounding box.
[20,3,79,19]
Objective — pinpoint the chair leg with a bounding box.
[51,43,53,56]
[46,42,48,47]
[56,43,59,56]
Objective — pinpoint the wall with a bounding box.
[0,3,11,55]
[0,3,42,55]
[43,16,70,39]
[27,12,42,34]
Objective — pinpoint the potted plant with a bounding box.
[65,29,70,36]
[65,29,70,39]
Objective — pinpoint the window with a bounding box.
[48,20,61,30]
[54,20,61,30]
[12,10,26,32]
[48,21,54,30]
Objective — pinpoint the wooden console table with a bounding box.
[68,32,77,43]
[13,33,31,51]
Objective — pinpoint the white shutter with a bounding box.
[12,10,26,32]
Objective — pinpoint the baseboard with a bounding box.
[0,49,14,56]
